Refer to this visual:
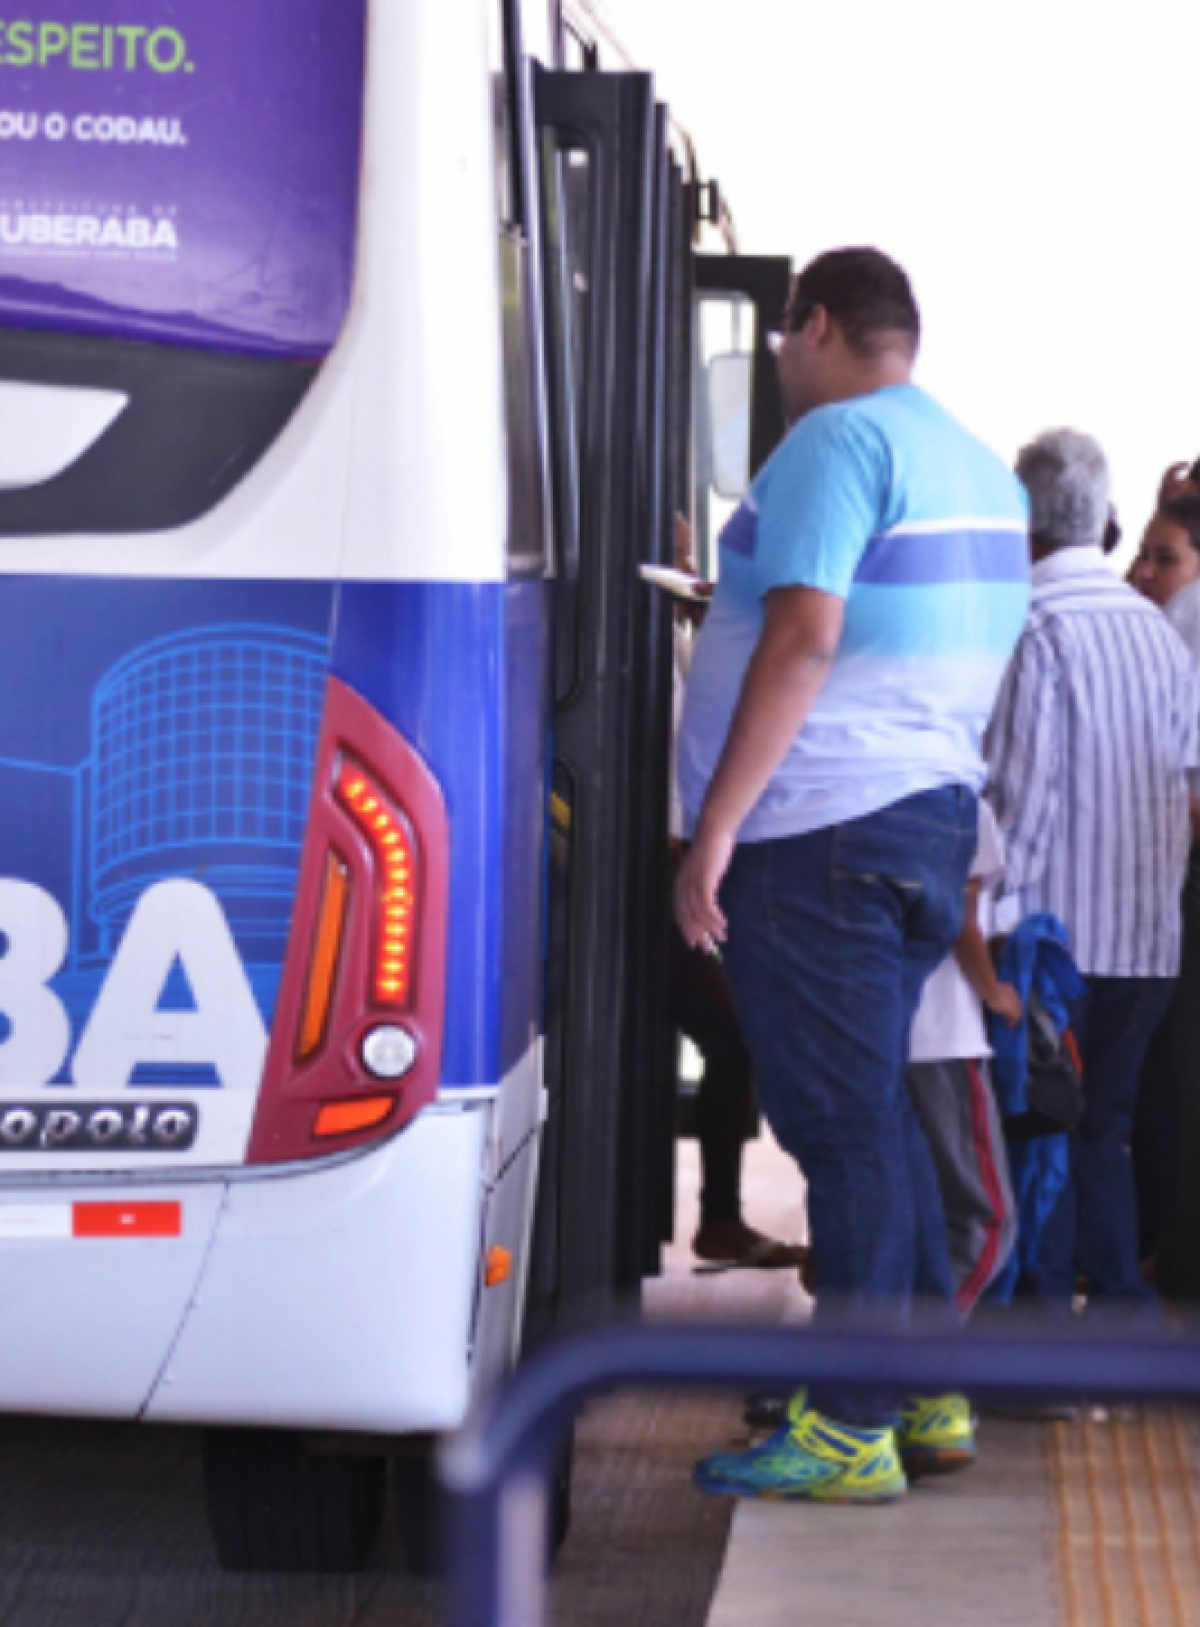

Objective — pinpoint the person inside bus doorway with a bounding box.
[670,515,810,1273]
[674,247,1030,1504]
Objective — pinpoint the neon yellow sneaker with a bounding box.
[694,1392,906,1504]
[896,1393,976,1479]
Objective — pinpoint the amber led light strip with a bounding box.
[296,852,350,1061]
[334,759,417,1006]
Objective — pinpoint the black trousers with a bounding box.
[1139,849,1200,1295]
[669,923,755,1227]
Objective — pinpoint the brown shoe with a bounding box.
[692,1222,809,1273]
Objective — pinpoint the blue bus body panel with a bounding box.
[0,578,336,1077]
[0,577,546,1100]
[333,581,550,1087]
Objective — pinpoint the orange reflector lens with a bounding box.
[334,759,417,1007]
[485,1246,512,1287]
[313,1095,396,1138]
[297,852,350,1062]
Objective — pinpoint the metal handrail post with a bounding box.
[440,1318,1200,1627]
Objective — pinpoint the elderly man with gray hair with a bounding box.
[986,427,1199,1314]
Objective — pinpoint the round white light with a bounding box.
[361,1024,417,1080]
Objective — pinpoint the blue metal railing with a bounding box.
[440,1317,1200,1627]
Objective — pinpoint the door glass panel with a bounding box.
[693,290,757,577]
[541,139,592,698]
[486,0,516,226]
[499,234,546,575]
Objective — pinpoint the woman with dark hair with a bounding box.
[1134,465,1200,1294]
[1130,493,1200,609]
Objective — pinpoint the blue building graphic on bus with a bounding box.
[88,625,326,960]
[0,614,329,1070]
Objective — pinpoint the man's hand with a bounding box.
[674,512,698,576]
[674,825,735,950]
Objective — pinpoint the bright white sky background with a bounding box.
[601,0,1199,561]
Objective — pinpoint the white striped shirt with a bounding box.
[985,547,1199,977]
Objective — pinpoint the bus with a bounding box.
[0,0,789,1571]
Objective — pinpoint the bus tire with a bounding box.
[201,1427,386,1573]
[393,1452,443,1577]
[393,1423,573,1577]
[549,1423,574,1558]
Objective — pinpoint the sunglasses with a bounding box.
[764,297,818,355]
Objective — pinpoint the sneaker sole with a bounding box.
[693,1470,907,1505]
[899,1445,976,1481]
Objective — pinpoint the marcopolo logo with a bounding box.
[0,20,193,73]
[0,1101,199,1152]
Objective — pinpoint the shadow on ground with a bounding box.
[0,1390,733,1627]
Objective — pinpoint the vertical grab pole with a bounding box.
[444,1417,568,1627]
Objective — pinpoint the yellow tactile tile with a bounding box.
[1050,1411,1200,1627]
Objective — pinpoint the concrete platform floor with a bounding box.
[688,1133,1200,1627]
[708,1405,1200,1627]
[0,1131,1195,1626]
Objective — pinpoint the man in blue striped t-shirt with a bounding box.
[676,248,1030,1504]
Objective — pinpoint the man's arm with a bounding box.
[673,585,844,948]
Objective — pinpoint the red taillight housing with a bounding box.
[247,677,449,1165]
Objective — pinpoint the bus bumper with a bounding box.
[145,1105,494,1433]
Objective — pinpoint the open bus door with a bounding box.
[525,66,687,1335]
[524,65,793,1334]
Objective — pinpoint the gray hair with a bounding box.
[1015,428,1111,548]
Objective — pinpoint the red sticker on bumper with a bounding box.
[72,1202,182,1238]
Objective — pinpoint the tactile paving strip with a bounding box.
[1050,1411,1200,1627]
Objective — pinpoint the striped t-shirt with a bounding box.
[985,548,1200,977]
[677,383,1031,841]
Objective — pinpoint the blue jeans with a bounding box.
[720,786,978,1427]
[1035,976,1174,1312]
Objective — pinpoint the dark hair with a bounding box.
[1161,494,1200,555]
[792,247,920,358]
[1101,505,1122,555]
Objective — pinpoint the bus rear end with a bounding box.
[0,0,793,1575]
[0,0,551,1562]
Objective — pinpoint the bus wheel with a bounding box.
[549,1423,574,1558]
[393,1451,443,1577]
[201,1428,386,1573]
[394,1424,574,1577]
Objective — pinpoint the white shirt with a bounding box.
[985,546,1199,977]
[909,800,1005,1063]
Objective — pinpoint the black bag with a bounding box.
[1004,987,1084,1141]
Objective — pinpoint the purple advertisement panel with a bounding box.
[0,1,367,357]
